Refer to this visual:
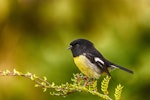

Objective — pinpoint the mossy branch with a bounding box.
[0,69,124,100]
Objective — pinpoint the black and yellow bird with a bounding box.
[68,39,133,79]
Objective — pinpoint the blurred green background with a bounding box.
[0,0,150,100]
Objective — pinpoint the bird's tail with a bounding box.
[105,59,134,74]
[110,63,133,74]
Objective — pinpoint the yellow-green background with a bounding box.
[0,0,150,100]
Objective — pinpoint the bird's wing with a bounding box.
[85,52,111,76]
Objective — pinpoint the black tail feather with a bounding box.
[111,64,133,74]
[105,59,134,74]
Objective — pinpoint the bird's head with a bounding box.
[68,39,94,57]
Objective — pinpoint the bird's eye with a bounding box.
[75,43,80,46]
[72,42,79,46]
[70,41,80,47]
[75,43,78,45]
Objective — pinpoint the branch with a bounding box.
[0,69,124,100]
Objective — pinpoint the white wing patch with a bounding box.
[94,57,104,64]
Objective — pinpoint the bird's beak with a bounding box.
[67,45,72,50]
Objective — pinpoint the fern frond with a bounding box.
[101,76,111,95]
[114,84,124,100]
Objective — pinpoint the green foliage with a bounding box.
[101,76,111,95]
[0,69,124,100]
[114,84,124,100]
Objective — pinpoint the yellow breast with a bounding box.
[73,55,101,79]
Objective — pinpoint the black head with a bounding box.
[68,39,94,57]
